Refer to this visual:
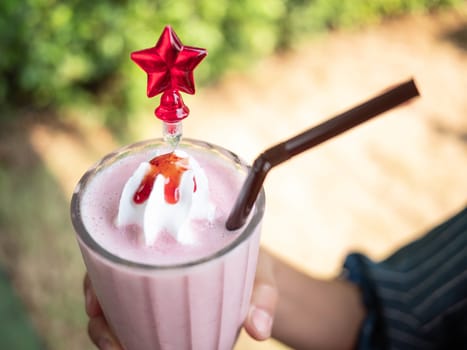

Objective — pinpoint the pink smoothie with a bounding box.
[72,139,265,350]
[81,145,245,265]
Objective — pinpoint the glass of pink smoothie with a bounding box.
[71,138,265,350]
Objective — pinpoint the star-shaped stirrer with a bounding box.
[131,25,207,147]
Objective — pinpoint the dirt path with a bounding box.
[185,8,467,270]
[191,11,467,348]
[18,6,467,350]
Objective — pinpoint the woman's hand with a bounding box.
[83,248,364,349]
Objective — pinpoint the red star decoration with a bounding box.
[130,25,207,97]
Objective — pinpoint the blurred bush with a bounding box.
[0,0,462,128]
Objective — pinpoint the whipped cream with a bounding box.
[116,150,215,245]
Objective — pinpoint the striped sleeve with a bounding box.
[343,205,467,350]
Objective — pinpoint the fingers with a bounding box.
[244,249,279,341]
[83,273,102,317]
[84,273,123,349]
[88,316,123,350]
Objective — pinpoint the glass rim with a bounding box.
[70,138,265,271]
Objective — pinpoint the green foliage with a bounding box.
[0,0,463,128]
[0,269,44,350]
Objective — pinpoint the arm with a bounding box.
[272,257,365,349]
[244,249,366,350]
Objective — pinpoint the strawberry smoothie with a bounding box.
[71,138,265,350]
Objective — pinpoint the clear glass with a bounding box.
[71,138,265,350]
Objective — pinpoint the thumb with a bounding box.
[244,249,279,341]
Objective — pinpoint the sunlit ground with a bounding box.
[1,6,466,350]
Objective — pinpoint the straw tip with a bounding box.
[225,206,249,231]
[399,78,420,97]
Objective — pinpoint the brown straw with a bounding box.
[226,79,420,230]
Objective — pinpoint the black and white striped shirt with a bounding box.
[345,204,467,349]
